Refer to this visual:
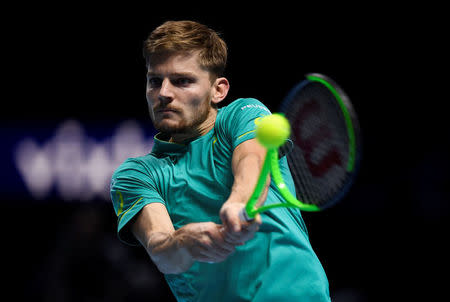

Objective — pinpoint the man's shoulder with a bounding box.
[221,98,270,115]
[112,153,161,178]
[217,98,270,127]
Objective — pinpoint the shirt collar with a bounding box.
[151,133,188,156]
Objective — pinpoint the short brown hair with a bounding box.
[143,20,227,79]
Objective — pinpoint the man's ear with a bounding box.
[211,77,230,105]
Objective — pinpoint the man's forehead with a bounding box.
[146,70,198,78]
[147,51,202,72]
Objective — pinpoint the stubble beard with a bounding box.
[152,98,212,137]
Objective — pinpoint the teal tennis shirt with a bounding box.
[110,98,331,302]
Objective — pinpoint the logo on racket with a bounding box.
[292,99,342,177]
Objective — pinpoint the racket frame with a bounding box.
[244,147,320,220]
[306,73,357,172]
[242,73,360,220]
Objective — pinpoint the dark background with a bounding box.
[3,4,448,301]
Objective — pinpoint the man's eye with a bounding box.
[174,78,193,86]
[148,78,162,87]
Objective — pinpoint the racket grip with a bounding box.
[238,208,253,222]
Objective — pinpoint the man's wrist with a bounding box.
[228,186,251,205]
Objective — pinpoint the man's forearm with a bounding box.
[144,222,235,272]
[219,145,265,234]
[145,230,194,275]
[131,203,195,275]
[229,152,269,206]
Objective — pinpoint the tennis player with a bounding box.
[110,20,331,301]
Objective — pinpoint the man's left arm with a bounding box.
[219,138,269,243]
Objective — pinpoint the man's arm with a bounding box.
[230,138,269,206]
[220,138,269,237]
[132,203,237,274]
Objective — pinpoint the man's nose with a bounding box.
[159,78,174,102]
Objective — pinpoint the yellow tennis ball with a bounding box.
[256,114,291,148]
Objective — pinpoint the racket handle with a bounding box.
[238,208,253,222]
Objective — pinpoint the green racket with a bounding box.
[239,73,361,221]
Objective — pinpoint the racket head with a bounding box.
[279,73,361,210]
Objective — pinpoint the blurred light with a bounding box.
[14,119,154,201]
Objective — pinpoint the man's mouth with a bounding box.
[156,108,179,114]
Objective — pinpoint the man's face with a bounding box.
[146,52,215,136]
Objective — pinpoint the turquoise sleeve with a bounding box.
[219,98,271,149]
[110,158,165,245]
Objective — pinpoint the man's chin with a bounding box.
[155,121,186,134]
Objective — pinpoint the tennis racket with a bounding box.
[239,73,361,221]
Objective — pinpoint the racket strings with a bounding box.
[288,147,342,207]
[288,147,320,204]
[285,82,351,207]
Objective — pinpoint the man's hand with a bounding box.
[176,222,237,263]
[219,201,262,246]
[133,203,240,273]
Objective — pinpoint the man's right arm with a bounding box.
[131,202,191,274]
[132,203,237,274]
